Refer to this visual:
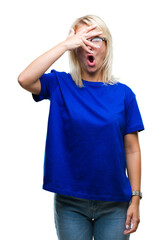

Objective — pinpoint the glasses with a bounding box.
[89,37,107,43]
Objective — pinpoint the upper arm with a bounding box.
[31,70,57,102]
[19,69,59,102]
[23,79,41,95]
[18,77,41,95]
[124,85,145,135]
[30,79,41,95]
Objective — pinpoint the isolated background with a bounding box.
[1,0,161,239]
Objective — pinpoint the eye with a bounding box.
[90,37,102,42]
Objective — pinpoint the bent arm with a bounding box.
[17,25,102,95]
[123,131,141,204]
[18,25,101,94]
[17,41,67,94]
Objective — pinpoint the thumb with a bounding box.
[69,28,75,36]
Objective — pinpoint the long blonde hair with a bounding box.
[68,14,119,88]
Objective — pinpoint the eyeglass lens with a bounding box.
[91,37,102,42]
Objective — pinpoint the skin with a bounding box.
[65,23,107,82]
[123,131,141,235]
[74,24,107,82]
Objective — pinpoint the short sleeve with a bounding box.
[32,69,58,102]
[124,86,145,135]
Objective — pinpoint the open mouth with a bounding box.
[87,55,95,66]
[89,55,94,63]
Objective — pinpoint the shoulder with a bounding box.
[50,69,70,79]
[117,81,135,98]
[116,81,134,92]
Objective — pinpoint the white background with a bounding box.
[1,0,161,239]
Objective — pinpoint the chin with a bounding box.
[86,70,97,75]
[86,66,98,72]
[88,67,100,74]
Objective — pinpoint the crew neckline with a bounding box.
[82,79,107,87]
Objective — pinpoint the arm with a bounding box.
[123,131,141,235]
[124,131,141,205]
[17,25,102,94]
[17,42,67,94]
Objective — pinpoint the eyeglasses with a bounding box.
[89,37,107,43]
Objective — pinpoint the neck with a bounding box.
[82,70,103,82]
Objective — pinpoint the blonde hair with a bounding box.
[68,14,119,88]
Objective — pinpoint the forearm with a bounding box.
[18,41,68,86]
[126,151,141,204]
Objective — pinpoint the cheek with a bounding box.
[100,48,107,60]
[76,52,88,67]
[76,48,84,60]
[97,51,106,62]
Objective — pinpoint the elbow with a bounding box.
[17,73,28,88]
[17,73,24,86]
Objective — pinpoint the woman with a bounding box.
[18,14,144,240]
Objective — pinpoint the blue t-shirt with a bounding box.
[32,69,145,202]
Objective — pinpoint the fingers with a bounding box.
[81,28,103,50]
[86,24,98,33]
[85,31,103,39]
[123,216,140,235]
[77,24,97,34]
[78,24,101,36]
[81,41,94,54]
[124,213,132,233]
[83,38,100,49]
[67,24,102,52]
[79,31,102,51]
[123,221,139,234]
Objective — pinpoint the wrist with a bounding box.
[60,40,70,52]
[131,190,142,199]
[131,195,140,204]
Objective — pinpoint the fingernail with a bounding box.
[126,225,130,229]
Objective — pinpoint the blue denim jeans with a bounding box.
[54,193,131,240]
